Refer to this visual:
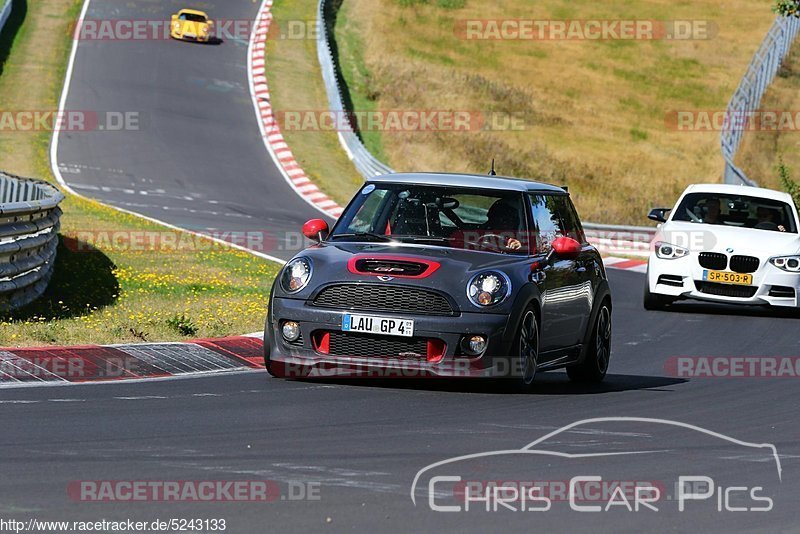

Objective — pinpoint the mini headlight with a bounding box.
[281,258,313,293]
[770,255,800,272]
[654,241,689,260]
[467,271,511,307]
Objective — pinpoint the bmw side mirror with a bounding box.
[302,219,329,242]
[648,208,670,223]
[550,236,581,261]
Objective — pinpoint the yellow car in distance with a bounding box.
[170,9,214,42]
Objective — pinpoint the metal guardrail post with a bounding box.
[0,0,11,34]
[317,0,394,179]
[721,16,800,186]
[0,173,64,312]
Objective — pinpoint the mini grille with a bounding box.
[312,284,456,316]
[354,259,427,277]
[699,252,727,270]
[730,255,760,273]
[695,281,757,298]
[324,331,429,360]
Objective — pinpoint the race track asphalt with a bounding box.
[54,0,329,261]
[41,0,800,531]
[1,270,798,532]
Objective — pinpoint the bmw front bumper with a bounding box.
[647,256,800,307]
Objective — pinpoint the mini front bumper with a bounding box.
[267,296,519,378]
[647,256,800,307]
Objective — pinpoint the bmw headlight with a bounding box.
[281,258,313,293]
[654,241,689,260]
[467,271,511,307]
[770,255,800,272]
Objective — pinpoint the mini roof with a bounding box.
[367,172,567,194]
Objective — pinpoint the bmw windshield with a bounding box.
[672,192,798,233]
[329,183,529,254]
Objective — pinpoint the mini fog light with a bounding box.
[282,321,300,342]
[462,335,487,356]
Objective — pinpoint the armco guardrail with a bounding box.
[0,0,11,34]
[721,15,800,186]
[317,0,393,178]
[316,0,658,254]
[0,173,64,312]
[582,223,655,258]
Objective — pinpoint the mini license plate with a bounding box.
[342,313,414,337]
[703,270,753,286]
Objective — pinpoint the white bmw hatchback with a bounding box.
[645,184,800,310]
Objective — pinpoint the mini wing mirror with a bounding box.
[550,236,581,261]
[302,219,329,242]
[648,208,670,223]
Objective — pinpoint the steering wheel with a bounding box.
[474,233,509,252]
[754,221,779,231]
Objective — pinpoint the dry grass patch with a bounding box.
[334,0,776,224]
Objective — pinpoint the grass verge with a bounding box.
[736,44,800,191]
[0,0,280,346]
[331,0,776,225]
[264,0,364,206]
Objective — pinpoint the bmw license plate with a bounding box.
[703,270,753,286]
[342,313,414,337]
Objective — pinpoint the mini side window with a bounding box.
[529,194,585,252]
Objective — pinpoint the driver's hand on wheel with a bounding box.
[505,238,522,250]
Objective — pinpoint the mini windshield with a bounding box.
[329,184,529,254]
[672,192,797,233]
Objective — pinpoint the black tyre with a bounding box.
[643,282,673,310]
[511,308,539,391]
[567,302,611,383]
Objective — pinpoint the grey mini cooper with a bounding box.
[265,173,612,388]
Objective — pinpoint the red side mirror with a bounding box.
[302,219,329,241]
[551,236,581,260]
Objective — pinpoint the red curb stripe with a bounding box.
[607,259,647,270]
[248,0,344,220]
[194,336,265,369]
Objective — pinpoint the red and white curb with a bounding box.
[603,256,648,273]
[0,336,266,388]
[248,0,344,219]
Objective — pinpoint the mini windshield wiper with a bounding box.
[331,232,395,242]
[399,236,452,243]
